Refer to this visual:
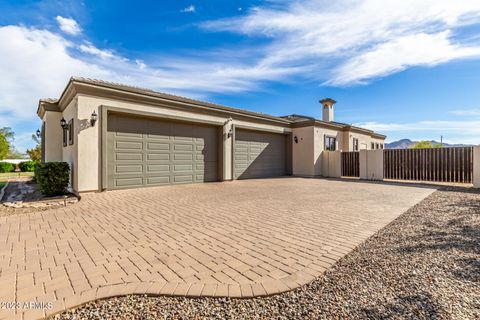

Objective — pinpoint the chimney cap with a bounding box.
[319,98,337,105]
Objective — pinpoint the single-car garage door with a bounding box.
[107,113,219,189]
[234,129,286,179]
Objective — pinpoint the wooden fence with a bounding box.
[384,147,473,183]
[341,151,359,177]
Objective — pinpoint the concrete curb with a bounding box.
[0,181,8,202]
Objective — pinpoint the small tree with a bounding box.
[27,134,42,163]
[411,141,443,149]
[0,127,14,160]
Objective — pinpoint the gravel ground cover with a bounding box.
[53,187,479,320]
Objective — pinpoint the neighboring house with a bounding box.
[37,77,386,193]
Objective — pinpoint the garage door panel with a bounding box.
[174,144,193,151]
[115,177,144,188]
[147,164,170,173]
[115,164,143,173]
[147,142,170,150]
[107,113,218,189]
[116,141,143,150]
[115,132,143,138]
[115,152,143,161]
[174,153,193,160]
[174,175,194,183]
[147,153,170,161]
[234,129,286,179]
[146,176,170,185]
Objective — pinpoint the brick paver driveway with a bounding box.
[0,178,436,319]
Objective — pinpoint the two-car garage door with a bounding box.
[107,113,219,189]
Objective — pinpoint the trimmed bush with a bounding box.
[19,160,37,172]
[35,162,70,196]
[0,162,15,173]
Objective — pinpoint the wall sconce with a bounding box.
[294,136,298,143]
[227,127,233,138]
[90,111,98,127]
[60,117,68,130]
[36,129,41,138]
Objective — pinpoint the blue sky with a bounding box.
[1,0,480,152]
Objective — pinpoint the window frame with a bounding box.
[353,138,359,151]
[62,127,67,147]
[68,119,74,145]
[324,135,336,151]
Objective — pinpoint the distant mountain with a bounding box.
[386,139,474,149]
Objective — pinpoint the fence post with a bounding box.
[360,150,384,181]
[474,146,480,188]
[323,151,341,178]
[359,150,368,179]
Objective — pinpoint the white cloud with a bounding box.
[79,43,115,59]
[449,109,480,116]
[329,32,480,85]
[181,5,196,13]
[55,16,81,35]
[0,23,301,151]
[202,0,480,85]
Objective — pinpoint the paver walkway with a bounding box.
[0,178,436,320]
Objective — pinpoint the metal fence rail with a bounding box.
[341,151,359,177]
[384,147,473,183]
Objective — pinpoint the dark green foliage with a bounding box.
[0,162,15,173]
[19,161,37,172]
[35,162,70,196]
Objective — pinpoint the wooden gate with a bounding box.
[341,151,359,177]
[384,147,473,183]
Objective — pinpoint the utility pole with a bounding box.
[440,135,443,147]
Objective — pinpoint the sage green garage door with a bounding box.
[107,113,219,189]
[234,129,286,179]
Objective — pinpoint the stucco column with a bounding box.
[360,150,384,181]
[222,118,233,181]
[322,151,341,178]
[474,146,480,188]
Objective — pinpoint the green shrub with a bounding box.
[0,162,15,173]
[19,161,37,172]
[35,162,70,196]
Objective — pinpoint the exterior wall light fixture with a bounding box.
[60,117,68,129]
[227,127,233,138]
[36,129,41,138]
[294,136,298,143]
[90,111,98,127]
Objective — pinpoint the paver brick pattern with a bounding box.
[0,178,436,320]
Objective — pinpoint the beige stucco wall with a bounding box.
[61,99,78,191]
[343,131,385,151]
[314,126,344,176]
[359,150,384,181]
[474,146,480,188]
[291,126,315,176]
[43,111,63,162]
[321,151,341,178]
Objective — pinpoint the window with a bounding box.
[371,142,375,150]
[353,138,359,151]
[62,127,67,147]
[376,143,380,149]
[380,143,384,149]
[324,135,336,151]
[68,119,74,145]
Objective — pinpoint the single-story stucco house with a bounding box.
[37,77,386,193]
